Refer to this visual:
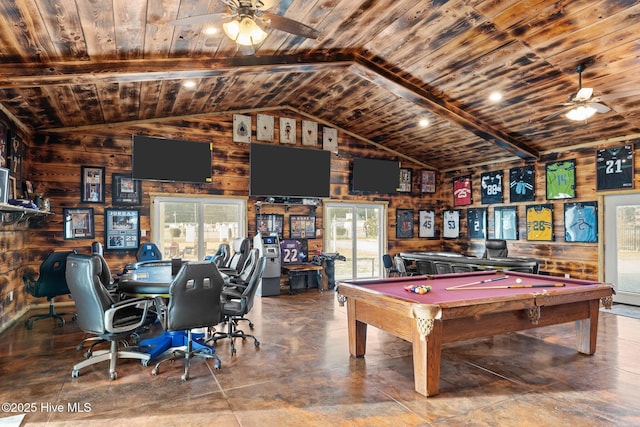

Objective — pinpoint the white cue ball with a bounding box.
[515,278,522,284]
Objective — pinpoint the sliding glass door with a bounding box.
[604,193,640,305]
[151,196,247,261]
[324,202,386,280]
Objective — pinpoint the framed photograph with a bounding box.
[418,209,436,238]
[81,166,105,203]
[0,167,8,204]
[105,209,140,251]
[494,206,518,240]
[290,215,316,239]
[564,202,597,243]
[546,159,576,200]
[453,175,472,206]
[112,173,142,206]
[467,207,487,239]
[526,204,554,241]
[399,168,412,193]
[396,209,414,238]
[8,176,16,200]
[596,145,634,190]
[256,213,284,238]
[0,124,7,169]
[63,208,95,240]
[480,170,503,204]
[509,165,535,202]
[443,209,460,239]
[420,170,436,193]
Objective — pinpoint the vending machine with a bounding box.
[253,232,281,296]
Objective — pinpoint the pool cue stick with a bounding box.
[447,283,566,290]
[446,274,509,290]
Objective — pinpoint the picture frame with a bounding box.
[0,124,7,169]
[418,209,436,238]
[494,206,518,240]
[81,166,105,203]
[289,215,316,239]
[526,204,554,241]
[467,207,487,239]
[545,159,576,200]
[112,173,142,206]
[105,209,140,251]
[398,168,412,193]
[279,117,296,144]
[256,213,284,238]
[396,209,414,238]
[420,170,436,193]
[509,165,535,202]
[596,145,634,191]
[233,114,251,143]
[453,175,472,206]
[443,209,460,239]
[564,201,597,243]
[0,167,8,204]
[63,208,95,240]
[480,170,503,204]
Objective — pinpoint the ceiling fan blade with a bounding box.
[169,13,230,26]
[259,12,320,39]
[254,0,279,8]
[574,87,593,101]
[543,106,573,121]
[593,89,640,103]
[589,102,611,113]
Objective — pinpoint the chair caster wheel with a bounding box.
[254,340,260,347]
[72,314,78,322]
[84,351,92,359]
[25,320,34,330]
[142,360,150,367]
[151,367,158,375]
[57,319,65,328]
[231,348,237,356]
[109,371,117,381]
[214,361,221,370]
[249,322,254,329]
[181,374,188,381]
[71,370,79,378]
[76,343,83,351]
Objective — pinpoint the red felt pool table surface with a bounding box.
[337,270,613,397]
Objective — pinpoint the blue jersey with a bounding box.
[565,203,597,242]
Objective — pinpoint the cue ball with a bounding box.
[515,278,522,284]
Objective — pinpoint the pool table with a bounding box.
[336,270,613,397]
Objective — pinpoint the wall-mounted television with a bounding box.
[351,157,399,193]
[250,143,331,198]
[132,135,212,184]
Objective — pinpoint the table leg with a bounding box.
[347,299,367,357]
[575,299,599,355]
[412,319,443,397]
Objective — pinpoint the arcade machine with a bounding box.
[253,232,281,296]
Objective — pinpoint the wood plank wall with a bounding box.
[1,109,638,330]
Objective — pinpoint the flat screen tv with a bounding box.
[132,135,212,183]
[250,143,331,198]
[351,157,399,193]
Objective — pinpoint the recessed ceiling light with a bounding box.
[419,118,430,127]
[489,91,502,102]
[204,26,218,35]
[183,80,197,89]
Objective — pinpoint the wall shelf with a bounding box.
[0,203,54,225]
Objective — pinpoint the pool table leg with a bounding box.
[575,299,600,355]
[412,319,443,397]
[347,299,367,357]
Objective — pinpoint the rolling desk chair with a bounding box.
[483,239,508,258]
[382,254,400,277]
[151,261,224,380]
[205,243,230,267]
[219,237,250,276]
[66,253,156,380]
[136,243,162,262]
[22,250,77,330]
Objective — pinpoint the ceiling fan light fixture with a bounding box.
[223,17,267,46]
[565,105,597,121]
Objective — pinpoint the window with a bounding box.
[151,196,247,261]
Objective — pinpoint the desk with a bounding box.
[118,261,220,361]
[282,263,323,293]
[337,270,613,397]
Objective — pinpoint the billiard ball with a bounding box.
[515,278,522,284]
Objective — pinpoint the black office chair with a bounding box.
[483,239,508,258]
[219,237,250,275]
[151,261,224,380]
[22,250,77,330]
[206,243,230,268]
[136,242,162,262]
[433,261,453,274]
[210,256,266,356]
[66,253,156,380]
[382,254,400,277]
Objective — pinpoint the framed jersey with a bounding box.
[509,165,535,202]
[564,202,597,243]
[453,175,472,206]
[596,145,634,190]
[494,206,518,240]
[467,208,486,239]
[546,159,576,200]
[480,170,503,204]
[443,209,460,239]
[526,204,554,241]
[396,209,414,238]
[418,209,436,238]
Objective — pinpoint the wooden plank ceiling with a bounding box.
[0,0,639,171]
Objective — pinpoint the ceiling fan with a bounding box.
[544,63,640,121]
[169,0,320,55]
